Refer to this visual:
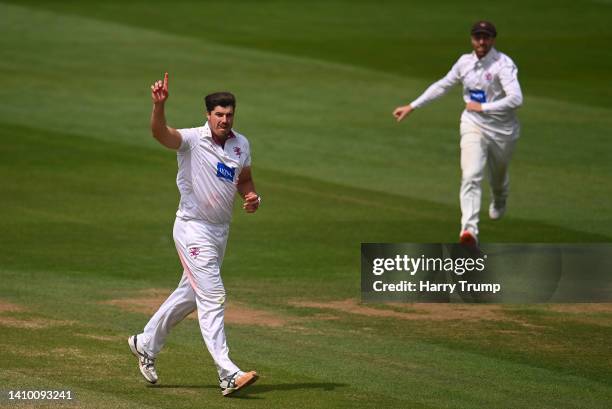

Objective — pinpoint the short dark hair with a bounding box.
[205,92,236,112]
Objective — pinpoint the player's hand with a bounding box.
[393,105,414,122]
[242,192,260,213]
[466,102,482,112]
[151,72,169,104]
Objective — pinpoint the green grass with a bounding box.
[1,1,611,408]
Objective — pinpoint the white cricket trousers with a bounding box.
[138,217,240,379]
[460,121,519,236]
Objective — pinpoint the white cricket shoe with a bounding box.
[489,201,506,221]
[220,370,259,396]
[128,335,158,384]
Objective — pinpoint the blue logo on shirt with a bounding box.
[469,89,486,103]
[216,162,236,182]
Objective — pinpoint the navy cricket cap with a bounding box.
[471,20,497,37]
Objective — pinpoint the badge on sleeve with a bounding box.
[469,89,487,103]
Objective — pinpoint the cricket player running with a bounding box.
[393,21,523,246]
[128,73,260,396]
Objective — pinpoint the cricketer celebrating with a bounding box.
[128,73,260,396]
[393,21,523,245]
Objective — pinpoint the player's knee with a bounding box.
[195,280,226,304]
[461,173,483,186]
[191,262,222,280]
[204,288,226,305]
[461,163,484,180]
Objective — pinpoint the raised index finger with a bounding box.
[163,72,169,92]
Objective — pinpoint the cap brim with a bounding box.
[471,29,495,36]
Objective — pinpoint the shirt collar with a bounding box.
[203,121,235,145]
[472,47,498,66]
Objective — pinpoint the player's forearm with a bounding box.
[237,179,257,199]
[482,69,523,112]
[151,103,169,138]
[150,103,181,149]
[481,91,523,112]
[411,79,455,109]
[411,63,462,109]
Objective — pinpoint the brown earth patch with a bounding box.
[103,288,288,327]
[3,346,50,358]
[290,299,513,321]
[10,345,124,363]
[103,291,170,316]
[225,303,286,327]
[0,316,76,329]
[0,300,23,313]
[0,299,75,329]
[50,347,87,359]
[74,333,124,342]
[495,329,524,335]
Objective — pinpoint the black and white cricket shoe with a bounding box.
[219,370,259,396]
[128,335,158,384]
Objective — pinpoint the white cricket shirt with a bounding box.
[410,48,523,136]
[175,122,252,225]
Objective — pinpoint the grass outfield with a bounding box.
[1,1,611,408]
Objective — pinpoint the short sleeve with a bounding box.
[243,141,252,167]
[177,128,200,152]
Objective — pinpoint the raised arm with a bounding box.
[150,72,182,150]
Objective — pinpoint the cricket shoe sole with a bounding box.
[221,371,259,396]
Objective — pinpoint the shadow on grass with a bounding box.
[148,382,347,399]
